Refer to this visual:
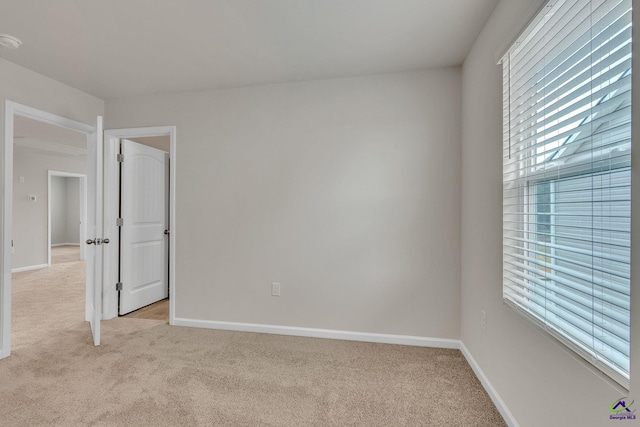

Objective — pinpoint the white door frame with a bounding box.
[1,101,94,359]
[47,171,87,265]
[103,126,176,325]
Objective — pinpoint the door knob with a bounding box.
[86,238,109,245]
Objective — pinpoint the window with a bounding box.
[502,0,632,387]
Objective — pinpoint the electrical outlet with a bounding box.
[481,310,487,332]
[271,282,281,297]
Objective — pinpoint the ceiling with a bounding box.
[0,0,498,100]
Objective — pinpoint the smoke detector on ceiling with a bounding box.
[0,34,22,49]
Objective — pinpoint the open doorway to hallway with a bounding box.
[11,116,89,351]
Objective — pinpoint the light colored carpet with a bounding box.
[3,252,506,426]
[51,245,80,264]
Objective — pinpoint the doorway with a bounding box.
[48,171,87,265]
[1,101,101,358]
[118,138,169,317]
[103,127,176,324]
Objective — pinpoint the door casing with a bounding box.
[103,127,176,324]
[1,101,96,358]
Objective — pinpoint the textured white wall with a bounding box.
[50,176,81,246]
[12,152,86,268]
[106,69,462,339]
[50,176,66,245]
[461,1,638,426]
[65,177,80,244]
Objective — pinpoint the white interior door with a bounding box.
[119,139,169,315]
[86,116,103,346]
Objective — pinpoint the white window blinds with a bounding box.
[502,0,632,387]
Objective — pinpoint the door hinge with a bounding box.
[116,218,124,226]
[116,282,123,291]
[117,153,124,162]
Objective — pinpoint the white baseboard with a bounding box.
[173,317,460,349]
[11,263,49,273]
[460,342,519,427]
[51,243,80,247]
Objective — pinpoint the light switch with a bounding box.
[271,282,281,297]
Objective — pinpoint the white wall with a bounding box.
[50,176,81,246]
[460,1,639,426]
[129,136,170,153]
[106,69,462,339]
[0,58,104,130]
[12,151,86,268]
[50,176,66,245]
[65,177,80,244]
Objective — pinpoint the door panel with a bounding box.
[119,139,168,315]
[86,116,103,346]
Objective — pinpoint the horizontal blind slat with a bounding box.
[502,0,631,385]
[503,275,630,340]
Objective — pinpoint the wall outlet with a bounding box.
[481,310,487,332]
[271,282,281,297]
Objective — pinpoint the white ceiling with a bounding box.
[0,0,498,99]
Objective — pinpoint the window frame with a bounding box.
[501,0,632,389]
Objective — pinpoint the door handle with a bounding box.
[164,229,170,235]
[86,238,110,245]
